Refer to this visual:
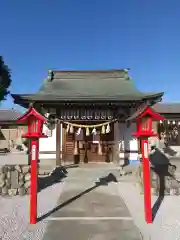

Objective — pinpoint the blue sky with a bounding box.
[1,0,180,110]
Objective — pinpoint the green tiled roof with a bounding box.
[37,69,163,100]
[11,69,164,104]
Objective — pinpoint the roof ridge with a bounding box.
[155,102,180,105]
[51,68,130,73]
[0,108,19,110]
[0,108,22,114]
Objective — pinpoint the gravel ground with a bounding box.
[1,154,180,239]
[118,181,180,240]
[0,180,66,240]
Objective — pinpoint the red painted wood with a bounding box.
[141,139,152,224]
[30,139,38,224]
[132,106,165,224]
[136,106,164,121]
[16,107,48,225]
[17,107,48,139]
[17,107,46,122]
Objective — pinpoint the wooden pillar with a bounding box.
[84,141,88,163]
[113,121,120,164]
[56,120,61,166]
[60,122,63,160]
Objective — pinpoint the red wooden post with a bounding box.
[141,138,152,223]
[16,107,48,225]
[132,106,165,224]
[30,139,38,224]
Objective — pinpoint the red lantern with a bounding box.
[18,107,47,139]
[132,106,164,224]
[133,107,164,138]
[17,107,48,224]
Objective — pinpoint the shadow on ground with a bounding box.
[163,146,177,157]
[38,167,68,192]
[149,148,179,221]
[37,172,118,222]
[38,164,80,192]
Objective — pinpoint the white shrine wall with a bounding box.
[114,121,160,165]
[114,122,139,164]
[39,122,63,165]
[39,123,56,165]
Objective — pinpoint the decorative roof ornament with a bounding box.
[124,68,130,72]
[47,70,54,81]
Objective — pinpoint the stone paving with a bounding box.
[42,165,142,240]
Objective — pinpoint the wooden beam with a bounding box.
[60,122,63,160]
[56,120,61,166]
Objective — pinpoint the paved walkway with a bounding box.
[119,181,180,240]
[42,165,142,240]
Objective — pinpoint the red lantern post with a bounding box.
[132,106,164,224]
[17,107,48,224]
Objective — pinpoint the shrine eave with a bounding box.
[11,92,164,108]
[153,103,180,114]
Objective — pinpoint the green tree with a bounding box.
[0,56,12,101]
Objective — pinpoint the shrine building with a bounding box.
[11,69,164,167]
[153,103,180,156]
